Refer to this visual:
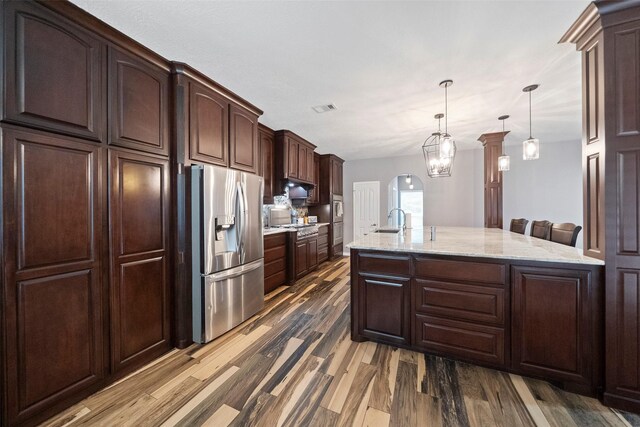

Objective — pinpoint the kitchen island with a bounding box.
[348,227,604,396]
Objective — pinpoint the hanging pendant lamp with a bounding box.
[522,84,540,160]
[422,80,457,178]
[498,115,510,172]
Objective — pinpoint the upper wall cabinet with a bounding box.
[319,154,344,204]
[173,63,262,173]
[2,1,106,142]
[109,47,170,156]
[274,130,317,186]
[258,124,275,203]
[229,104,259,174]
[188,80,229,167]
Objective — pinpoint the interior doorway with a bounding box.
[387,174,424,229]
[353,181,380,240]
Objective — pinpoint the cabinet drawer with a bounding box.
[414,314,505,367]
[317,234,329,247]
[265,245,286,263]
[357,252,411,277]
[265,270,286,294]
[318,225,329,236]
[414,257,505,285]
[264,232,287,249]
[414,279,505,326]
[265,258,286,277]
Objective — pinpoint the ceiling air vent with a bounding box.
[312,104,337,113]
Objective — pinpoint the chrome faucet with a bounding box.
[387,208,407,233]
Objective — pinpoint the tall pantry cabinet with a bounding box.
[1,1,171,425]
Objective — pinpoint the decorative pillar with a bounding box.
[562,0,640,413]
[478,131,509,229]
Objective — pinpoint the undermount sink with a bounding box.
[375,228,401,233]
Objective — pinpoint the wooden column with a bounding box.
[562,0,640,413]
[478,131,509,229]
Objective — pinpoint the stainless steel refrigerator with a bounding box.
[191,165,264,343]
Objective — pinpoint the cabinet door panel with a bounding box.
[109,48,169,156]
[358,274,410,346]
[2,129,104,424]
[308,239,318,270]
[229,105,259,174]
[295,241,308,278]
[3,1,105,142]
[307,150,314,184]
[189,82,228,166]
[298,144,308,182]
[287,138,299,178]
[110,150,170,373]
[259,128,274,202]
[512,266,593,384]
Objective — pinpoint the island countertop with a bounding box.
[347,226,603,265]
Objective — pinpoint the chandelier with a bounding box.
[422,79,456,178]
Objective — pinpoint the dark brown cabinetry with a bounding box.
[108,150,171,373]
[412,256,507,368]
[1,2,176,425]
[2,1,106,143]
[317,225,329,263]
[274,130,317,186]
[511,266,599,393]
[562,2,640,412]
[2,127,106,426]
[229,104,259,174]
[109,47,170,156]
[188,80,229,167]
[350,249,604,396]
[351,252,411,347]
[258,125,275,203]
[173,63,262,173]
[295,235,319,279]
[318,154,344,204]
[264,232,288,294]
[307,153,321,205]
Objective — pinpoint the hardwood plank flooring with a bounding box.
[42,257,637,427]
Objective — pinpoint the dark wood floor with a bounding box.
[43,257,639,427]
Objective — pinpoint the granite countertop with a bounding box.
[347,226,604,266]
[263,223,330,236]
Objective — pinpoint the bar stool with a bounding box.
[509,218,529,235]
[550,223,582,247]
[530,220,552,240]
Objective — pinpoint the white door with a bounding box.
[353,181,380,240]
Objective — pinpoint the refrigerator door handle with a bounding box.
[205,258,263,281]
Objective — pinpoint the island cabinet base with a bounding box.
[350,249,604,397]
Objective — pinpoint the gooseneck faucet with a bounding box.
[387,208,407,233]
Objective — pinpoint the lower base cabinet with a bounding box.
[511,266,600,392]
[351,249,604,397]
[264,233,288,294]
[356,273,410,347]
[295,235,319,279]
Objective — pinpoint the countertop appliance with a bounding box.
[269,207,291,227]
[191,165,264,343]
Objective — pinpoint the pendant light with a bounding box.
[522,84,540,160]
[498,115,510,172]
[422,79,457,178]
[405,174,414,189]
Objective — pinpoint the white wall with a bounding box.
[502,139,583,247]
[343,150,484,247]
[343,138,583,249]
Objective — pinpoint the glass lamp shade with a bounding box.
[422,132,456,178]
[523,138,539,160]
[498,155,510,171]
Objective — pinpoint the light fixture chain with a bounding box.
[444,85,448,134]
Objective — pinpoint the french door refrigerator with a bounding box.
[191,165,264,343]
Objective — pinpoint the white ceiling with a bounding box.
[70,0,589,161]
